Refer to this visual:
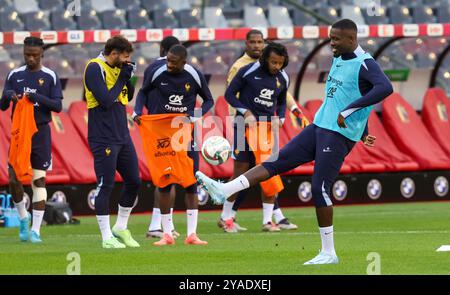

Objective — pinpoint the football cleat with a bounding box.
[153,233,175,246]
[276,218,298,230]
[195,171,226,205]
[262,222,281,232]
[184,233,208,245]
[303,251,339,265]
[112,227,140,248]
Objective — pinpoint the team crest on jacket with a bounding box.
[105,147,111,156]
[185,83,191,92]
[276,77,280,89]
[38,78,45,86]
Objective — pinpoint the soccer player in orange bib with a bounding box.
[0,37,63,243]
[134,45,214,246]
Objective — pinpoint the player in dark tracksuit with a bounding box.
[196,19,393,264]
[0,36,63,243]
[133,45,214,245]
[83,35,141,249]
[223,42,289,232]
[132,36,181,239]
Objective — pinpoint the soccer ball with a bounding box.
[201,136,231,166]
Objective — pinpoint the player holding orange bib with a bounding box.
[134,45,214,246]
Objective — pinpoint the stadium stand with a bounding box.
[382,92,450,170]
[421,88,450,155]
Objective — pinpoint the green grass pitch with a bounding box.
[1,201,450,274]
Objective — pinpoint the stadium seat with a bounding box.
[14,0,39,14]
[39,0,65,11]
[22,11,52,31]
[203,7,229,28]
[361,6,389,25]
[436,4,450,23]
[387,6,413,24]
[50,9,77,31]
[315,7,340,23]
[268,6,293,27]
[421,88,450,155]
[412,6,437,23]
[166,0,192,11]
[231,0,256,9]
[291,9,317,26]
[256,0,280,9]
[49,112,96,184]
[362,112,420,172]
[141,0,168,11]
[127,8,153,29]
[91,0,116,13]
[305,0,332,9]
[340,5,366,25]
[46,151,72,185]
[177,8,203,28]
[76,10,102,30]
[152,8,179,29]
[114,0,141,10]
[280,105,315,175]
[244,6,269,27]
[0,10,25,31]
[99,10,128,30]
[0,107,12,142]
[0,129,9,186]
[382,92,450,170]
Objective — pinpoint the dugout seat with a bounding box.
[363,112,419,172]
[421,88,450,155]
[49,112,96,184]
[382,92,450,170]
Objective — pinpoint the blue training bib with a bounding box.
[314,52,373,142]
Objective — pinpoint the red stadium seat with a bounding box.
[0,130,9,186]
[67,101,89,146]
[363,112,419,171]
[421,88,450,155]
[0,107,12,142]
[46,151,72,185]
[382,92,450,170]
[280,104,315,175]
[49,112,96,184]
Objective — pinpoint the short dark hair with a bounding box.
[246,29,264,40]
[259,42,289,70]
[161,36,180,56]
[168,44,187,59]
[24,36,44,48]
[331,19,357,32]
[104,35,134,55]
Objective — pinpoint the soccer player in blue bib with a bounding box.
[133,36,181,239]
[1,37,63,243]
[196,19,393,264]
[83,35,141,249]
[133,45,214,246]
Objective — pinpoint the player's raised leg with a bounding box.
[196,125,317,204]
